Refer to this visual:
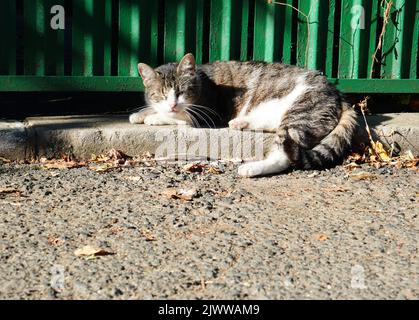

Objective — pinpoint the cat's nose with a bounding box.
[170,103,178,112]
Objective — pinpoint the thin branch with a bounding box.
[269,1,310,68]
[369,0,393,78]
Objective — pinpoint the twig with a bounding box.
[369,0,393,78]
[269,1,310,68]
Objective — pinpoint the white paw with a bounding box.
[129,112,146,124]
[144,114,168,126]
[238,162,263,177]
[229,118,249,130]
[174,119,190,126]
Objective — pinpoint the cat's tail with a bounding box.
[283,102,358,169]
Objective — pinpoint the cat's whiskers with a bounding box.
[185,107,215,128]
[129,105,153,113]
[183,109,200,128]
[183,103,222,121]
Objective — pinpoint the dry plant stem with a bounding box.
[370,0,393,78]
[356,97,381,158]
[270,1,310,68]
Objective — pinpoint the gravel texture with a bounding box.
[0,160,417,300]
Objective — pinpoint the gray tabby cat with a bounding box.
[130,53,358,177]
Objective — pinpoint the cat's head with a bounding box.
[138,53,201,117]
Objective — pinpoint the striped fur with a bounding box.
[131,53,359,175]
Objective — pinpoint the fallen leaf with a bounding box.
[207,165,223,174]
[42,160,81,170]
[316,234,329,241]
[162,188,178,199]
[47,236,64,246]
[0,188,22,197]
[349,171,377,181]
[74,245,113,257]
[178,188,198,201]
[183,163,205,173]
[141,229,156,241]
[162,188,198,201]
[0,157,11,163]
[88,163,115,173]
[343,162,362,171]
[107,148,130,161]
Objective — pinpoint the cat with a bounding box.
[129,53,358,177]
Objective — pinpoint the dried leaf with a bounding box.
[344,162,362,171]
[42,160,81,170]
[162,188,198,201]
[0,157,11,163]
[183,163,205,173]
[371,141,391,162]
[207,165,223,174]
[88,163,115,173]
[316,234,329,241]
[349,171,377,181]
[107,148,130,161]
[0,188,22,197]
[47,236,64,246]
[162,188,179,199]
[141,229,156,241]
[178,188,198,201]
[74,245,113,257]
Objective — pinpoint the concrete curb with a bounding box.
[1,113,418,161]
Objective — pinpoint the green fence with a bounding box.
[0,0,418,93]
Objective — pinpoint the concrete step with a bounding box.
[1,113,418,161]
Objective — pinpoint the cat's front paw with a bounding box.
[129,112,146,124]
[144,114,169,126]
[229,118,249,130]
[238,162,263,177]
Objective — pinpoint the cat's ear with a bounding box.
[138,63,156,84]
[177,53,196,75]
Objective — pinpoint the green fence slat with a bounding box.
[24,0,45,75]
[72,0,94,76]
[136,0,159,66]
[143,0,159,66]
[410,0,419,79]
[44,0,65,76]
[296,0,310,68]
[104,0,112,75]
[210,0,228,61]
[210,0,243,61]
[210,0,231,61]
[366,0,379,78]
[338,0,377,79]
[297,0,329,70]
[280,0,294,64]
[146,1,159,66]
[240,0,249,61]
[118,0,140,76]
[164,0,187,62]
[254,0,278,62]
[0,0,16,75]
[381,0,417,79]
[325,0,336,77]
[91,0,112,76]
[195,0,205,64]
